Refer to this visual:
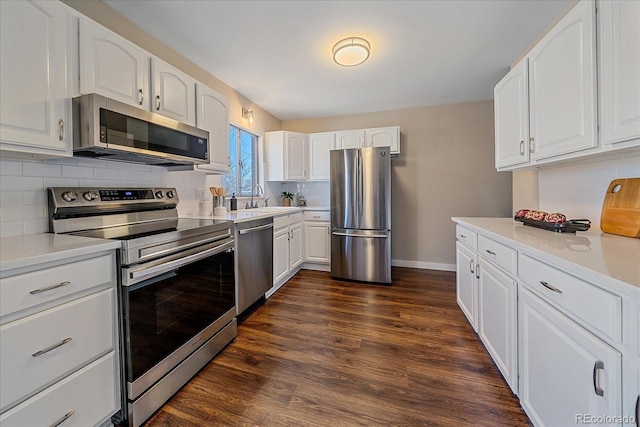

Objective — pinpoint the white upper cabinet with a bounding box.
[494,59,530,168]
[80,18,149,109]
[599,0,640,148]
[265,131,308,181]
[195,83,230,173]
[0,0,71,157]
[335,130,365,150]
[151,58,196,126]
[528,0,597,160]
[365,126,400,154]
[308,132,334,181]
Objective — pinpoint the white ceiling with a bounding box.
[102,0,572,121]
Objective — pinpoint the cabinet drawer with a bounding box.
[288,212,303,225]
[456,225,477,250]
[478,235,516,275]
[0,289,115,410]
[0,352,118,427]
[303,211,330,221]
[273,215,289,230]
[1,254,113,319]
[519,253,622,343]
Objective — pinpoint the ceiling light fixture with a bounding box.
[242,109,255,126]
[332,37,370,67]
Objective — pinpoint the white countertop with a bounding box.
[0,234,122,272]
[452,217,640,293]
[184,206,303,223]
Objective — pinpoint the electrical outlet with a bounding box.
[195,188,205,201]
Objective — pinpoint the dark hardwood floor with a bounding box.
[145,267,530,426]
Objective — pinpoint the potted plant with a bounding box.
[281,191,294,207]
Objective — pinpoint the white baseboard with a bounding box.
[302,262,330,272]
[391,259,456,272]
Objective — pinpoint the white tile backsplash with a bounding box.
[0,157,208,238]
[538,154,640,230]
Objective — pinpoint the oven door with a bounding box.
[121,237,235,400]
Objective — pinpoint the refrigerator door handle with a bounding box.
[332,231,388,238]
[358,151,363,218]
[353,154,359,217]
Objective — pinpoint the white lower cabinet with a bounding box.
[303,211,331,267]
[268,213,303,297]
[477,258,517,394]
[455,242,478,331]
[519,286,622,426]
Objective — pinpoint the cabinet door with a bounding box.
[494,59,530,169]
[335,130,365,150]
[365,127,400,154]
[0,0,70,156]
[519,286,622,427]
[285,132,307,180]
[151,58,196,126]
[304,222,330,263]
[80,18,149,109]
[195,83,230,173]
[599,0,640,147]
[528,0,597,160]
[273,228,290,284]
[309,132,333,181]
[478,258,518,394]
[289,223,303,270]
[455,242,478,331]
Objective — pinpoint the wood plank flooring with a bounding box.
[145,267,530,426]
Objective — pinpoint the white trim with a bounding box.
[302,263,330,272]
[391,259,456,272]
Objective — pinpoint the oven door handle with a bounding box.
[128,240,234,282]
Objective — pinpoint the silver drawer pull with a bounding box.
[50,410,74,427]
[313,215,321,219]
[539,280,563,294]
[485,249,496,256]
[593,360,604,397]
[30,281,71,295]
[460,234,467,239]
[32,337,72,357]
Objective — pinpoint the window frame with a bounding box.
[223,123,260,197]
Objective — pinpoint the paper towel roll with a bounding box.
[214,206,227,217]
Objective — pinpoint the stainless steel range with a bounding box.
[48,187,237,427]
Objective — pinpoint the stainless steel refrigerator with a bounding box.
[330,147,391,284]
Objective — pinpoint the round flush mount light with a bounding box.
[332,37,370,67]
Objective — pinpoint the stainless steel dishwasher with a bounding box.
[236,217,274,315]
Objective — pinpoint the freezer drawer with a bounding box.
[331,229,391,284]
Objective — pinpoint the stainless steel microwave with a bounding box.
[73,94,209,167]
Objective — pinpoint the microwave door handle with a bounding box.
[128,240,234,283]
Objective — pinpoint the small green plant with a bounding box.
[281,191,294,200]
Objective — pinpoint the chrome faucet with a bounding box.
[249,184,263,208]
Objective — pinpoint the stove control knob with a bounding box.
[155,191,164,199]
[61,191,78,202]
[166,190,174,198]
[83,191,98,201]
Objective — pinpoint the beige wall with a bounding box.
[285,101,513,269]
[62,0,282,135]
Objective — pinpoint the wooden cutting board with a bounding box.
[600,178,640,238]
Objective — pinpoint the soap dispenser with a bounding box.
[230,193,237,211]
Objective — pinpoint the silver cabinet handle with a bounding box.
[592,360,604,396]
[138,89,144,105]
[30,281,70,295]
[475,263,480,279]
[520,140,525,155]
[49,410,74,427]
[155,95,161,110]
[58,119,64,141]
[313,215,321,219]
[529,136,535,153]
[460,234,467,239]
[32,337,72,357]
[485,249,496,256]
[540,280,563,294]
[469,260,474,274]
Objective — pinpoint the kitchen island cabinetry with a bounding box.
[0,235,121,426]
[598,0,640,149]
[195,83,230,173]
[0,0,72,158]
[80,17,150,109]
[265,131,308,181]
[452,217,639,427]
[151,58,196,126]
[268,212,303,297]
[303,210,331,269]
